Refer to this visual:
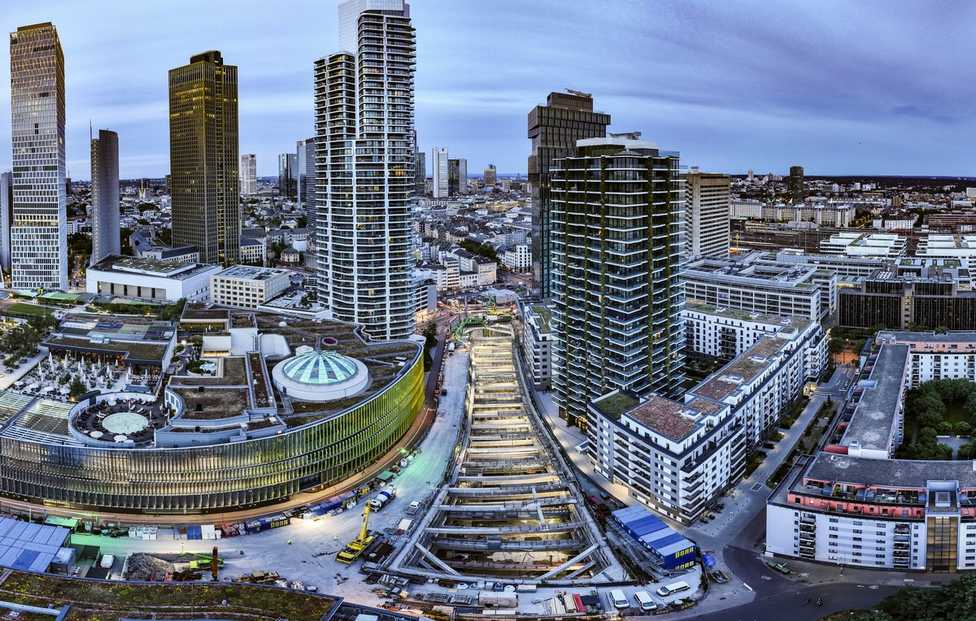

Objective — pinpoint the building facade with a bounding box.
[169,50,240,265]
[448,158,467,195]
[551,134,685,429]
[296,138,316,224]
[240,154,257,196]
[9,23,68,290]
[431,147,448,199]
[278,152,296,200]
[0,171,12,274]
[87,256,219,302]
[528,90,610,298]
[484,164,497,186]
[788,164,804,203]
[518,301,552,389]
[315,0,416,340]
[210,265,290,309]
[414,150,425,197]
[90,129,120,265]
[685,170,730,258]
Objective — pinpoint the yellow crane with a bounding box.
[336,504,374,564]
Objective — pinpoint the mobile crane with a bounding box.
[336,504,374,564]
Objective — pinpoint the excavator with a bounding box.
[336,504,374,564]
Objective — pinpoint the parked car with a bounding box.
[710,570,729,584]
[768,561,792,575]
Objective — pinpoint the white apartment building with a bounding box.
[820,232,906,258]
[685,170,730,258]
[731,201,855,227]
[683,301,827,378]
[86,256,220,303]
[518,302,552,389]
[588,322,825,524]
[502,244,531,272]
[210,265,291,309]
[240,238,267,265]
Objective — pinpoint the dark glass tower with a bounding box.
[528,91,610,298]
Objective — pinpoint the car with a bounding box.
[768,561,792,575]
[763,442,775,449]
[710,570,729,584]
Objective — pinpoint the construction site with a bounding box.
[389,324,626,585]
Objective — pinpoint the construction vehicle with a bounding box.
[368,486,397,511]
[336,504,375,564]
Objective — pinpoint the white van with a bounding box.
[606,589,629,610]
[656,581,691,598]
[634,590,657,611]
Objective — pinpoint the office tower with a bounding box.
[169,50,240,265]
[240,154,257,195]
[90,129,120,264]
[278,153,297,199]
[9,23,68,290]
[431,147,449,198]
[448,158,467,195]
[551,133,685,429]
[315,0,416,340]
[789,164,805,203]
[685,169,730,258]
[296,138,316,222]
[484,164,497,186]
[528,90,610,299]
[0,172,11,274]
[414,150,426,196]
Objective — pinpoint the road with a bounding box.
[686,583,900,621]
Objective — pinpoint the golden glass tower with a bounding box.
[168,51,239,265]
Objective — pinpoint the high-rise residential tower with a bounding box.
[789,164,805,203]
[551,133,685,430]
[90,129,120,264]
[484,164,497,186]
[9,23,68,290]
[315,0,416,340]
[240,154,257,195]
[431,147,449,199]
[169,50,240,265]
[685,169,730,258]
[528,91,610,299]
[0,172,12,274]
[296,138,316,221]
[414,150,426,197]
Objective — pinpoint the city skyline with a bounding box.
[5,1,976,180]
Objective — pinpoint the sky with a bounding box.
[2,0,976,180]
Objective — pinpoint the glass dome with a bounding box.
[278,350,361,386]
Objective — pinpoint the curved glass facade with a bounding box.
[0,350,424,514]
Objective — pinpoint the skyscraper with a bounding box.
[448,158,467,195]
[528,90,610,299]
[685,169,730,258]
[431,147,449,199]
[484,164,497,186]
[551,133,685,429]
[9,23,68,290]
[414,150,426,197]
[240,154,257,195]
[90,129,120,264]
[0,172,12,275]
[169,50,240,265]
[296,139,316,220]
[315,0,416,340]
[789,164,805,203]
[278,153,297,199]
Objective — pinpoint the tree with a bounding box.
[420,321,438,371]
[68,377,87,400]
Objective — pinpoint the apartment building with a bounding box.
[518,302,552,389]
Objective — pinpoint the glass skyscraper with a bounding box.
[90,129,120,265]
[528,91,610,299]
[315,0,416,340]
[9,23,67,290]
[169,51,240,265]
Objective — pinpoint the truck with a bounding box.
[368,486,397,511]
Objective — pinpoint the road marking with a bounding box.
[743,582,753,592]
